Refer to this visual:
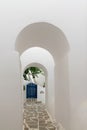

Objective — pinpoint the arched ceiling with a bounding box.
[15,22,69,60]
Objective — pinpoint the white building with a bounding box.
[0,0,87,130]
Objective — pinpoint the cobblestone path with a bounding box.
[23,99,58,130]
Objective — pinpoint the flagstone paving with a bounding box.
[23,99,58,130]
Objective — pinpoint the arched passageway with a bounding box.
[20,47,55,118]
[15,22,70,130]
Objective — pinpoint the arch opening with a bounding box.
[15,22,70,130]
[23,65,46,104]
[20,47,55,117]
[15,22,69,59]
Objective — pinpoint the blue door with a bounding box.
[26,83,37,98]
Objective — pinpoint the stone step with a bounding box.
[23,99,58,130]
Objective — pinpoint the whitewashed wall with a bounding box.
[0,0,86,130]
[0,52,22,130]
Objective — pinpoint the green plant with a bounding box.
[23,67,44,82]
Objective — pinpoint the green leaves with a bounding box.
[23,67,44,81]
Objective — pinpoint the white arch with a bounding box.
[15,22,70,130]
[20,47,55,118]
[15,22,69,60]
[23,63,47,104]
[20,46,55,72]
[23,62,48,76]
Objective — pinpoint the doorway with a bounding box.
[15,22,70,130]
[26,83,37,98]
[23,65,46,103]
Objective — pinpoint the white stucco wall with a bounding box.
[37,85,45,103]
[0,52,22,130]
[0,0,86,130]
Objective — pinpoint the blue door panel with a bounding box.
[26,83,37,98]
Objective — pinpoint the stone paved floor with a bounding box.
[23,99,58,130]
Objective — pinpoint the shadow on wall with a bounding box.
[15,22,70,130]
